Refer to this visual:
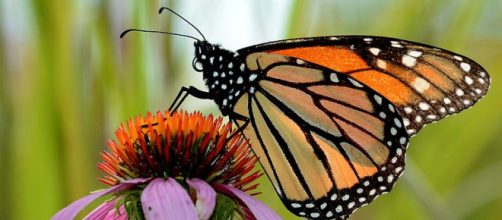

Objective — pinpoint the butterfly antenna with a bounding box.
[158,7,206,41]
[120,28,200,41]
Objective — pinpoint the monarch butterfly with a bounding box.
[121,7,491,219]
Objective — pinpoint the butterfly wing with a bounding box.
[238,36,491,135]
[232,52,409,219]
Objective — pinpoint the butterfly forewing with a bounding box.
[239,36,490,135]
[233,53,408,219]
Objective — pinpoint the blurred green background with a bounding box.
[1,0,501,219]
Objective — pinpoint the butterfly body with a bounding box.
[194,41,254,115]
[185,36,489,219]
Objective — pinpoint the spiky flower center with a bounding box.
[98,111,262,192]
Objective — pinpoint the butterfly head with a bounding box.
[193,40,248,115]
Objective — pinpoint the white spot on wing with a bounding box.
[330,73,339,83]
[369,47,381,56]
[460,62,471,72]
[348,78,364,88]
[377,59,387,69]
[408,50,423,57]
[412,77,430,93]
[374,94,383,105]
[402,55,417,67]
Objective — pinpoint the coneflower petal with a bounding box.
[214,184,282,220]
[52,178,150,220]
[187,178,216,220]
[83,200,115,220]
[141,178,197,220]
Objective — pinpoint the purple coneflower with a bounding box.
[53,111,280,220]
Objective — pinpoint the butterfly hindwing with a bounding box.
[239,36,490,135]
[233,53,408,219]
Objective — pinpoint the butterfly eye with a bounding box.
[192,58,204,71]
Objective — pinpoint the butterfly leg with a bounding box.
[226,111,250,141]
[169,86,213,112]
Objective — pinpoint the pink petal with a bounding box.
[214,184,282,220]
[83,200,115,220]
[52,178,149,220]
[141,178,197,220]
[103,204,127,220]
[187,178,216,220]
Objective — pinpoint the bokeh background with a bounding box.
[1,0,501,219]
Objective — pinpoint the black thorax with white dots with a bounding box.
[194,41,259,115]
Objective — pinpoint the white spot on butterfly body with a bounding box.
[402,55,417,67]
[364,37,373,42]
[310,213,320,218]
[412,77,430,93]
[210,57,214,64]
[359,197,367,202]
[460,62,471,72]
[305,203,314,208]
[478,78,486,84]
[237,77,244,84]
[463,99,471,105]
[348,202,355,209]
[249,87,255,93]
[240,63,245,71]
[296,59,305,65]
[213,71,219,77]
[228,62,233,68]
[221,84,227,90]
[357,188,363,194]
[480,72,486,77]
[326,211,334,218]
[369,47,381,56]
[299,212,306,216]
[330,37,340,40]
